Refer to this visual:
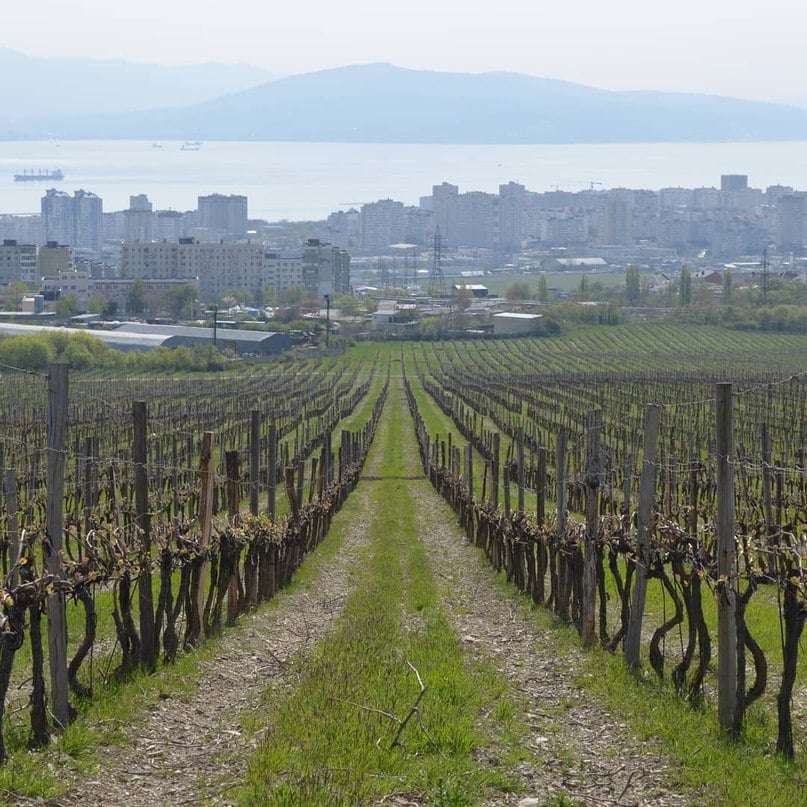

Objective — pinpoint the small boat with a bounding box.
[181,140,202,151]
[14,168,64,182]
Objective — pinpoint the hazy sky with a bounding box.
[4,1,806,105]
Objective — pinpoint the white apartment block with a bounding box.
[264,253,303,297]
[121,239,265,301]
[121,241,181,280]
[179,241,265,299]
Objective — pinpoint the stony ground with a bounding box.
[16,384,703,806]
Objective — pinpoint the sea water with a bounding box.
[1,139,805,221]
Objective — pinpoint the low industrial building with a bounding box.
[0,321,291,355]
[114,323,291,355]
[493,312,543,336]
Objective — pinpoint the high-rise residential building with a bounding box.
[73,190,103,252]
[776,193,807,251]
[430,182,460,247]
[302,239,350,297]
[124,194,154,242]
[198,194,248,241]
[41,189,74,247]
[0,239,37,284]
[601,197,633,245]
[319,209,361,250]
[154,210,185,241]
[41,188,103,252]
[720,174,748,192]
[456,191,499,249]
[360,199,408,253]
[498,181,527,254]
[0,214,42,245]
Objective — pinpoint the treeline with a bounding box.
[685,301,807,333]
[0,331,228,373]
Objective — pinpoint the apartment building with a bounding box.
[361,199,408,253]
[0,240,37,284]
[124,194,154,242]
[264,252,304,297]
[38,242,74,276]
[301,239,351,296]
[198,194,248,241]
[41,188,103,252]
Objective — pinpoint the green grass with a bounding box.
[238,380,530,806]
[468,537,807,806]
[0,476,360,805]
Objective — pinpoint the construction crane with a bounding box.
[589,181,602,191]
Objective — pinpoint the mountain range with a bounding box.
[4,52,807,144]
[0,47,276,118]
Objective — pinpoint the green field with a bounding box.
[0,322,805,806]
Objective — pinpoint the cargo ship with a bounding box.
[14,168,64,182]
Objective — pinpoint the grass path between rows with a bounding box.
[238,377,700,806]
[0,423,384,806]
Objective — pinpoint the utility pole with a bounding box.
[324,293,331,349]
[762,248,769,303]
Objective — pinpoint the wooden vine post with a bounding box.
[187,431,215,645]
[464,443,473,497]
[6,469,19,588]
[716,382,739,736]
[555,429,568,620]
[267,419,277,519]
[556,429,568,533]
[517,428,526,514]
[249,409,260,517]
[133,400,156,671]
[582,409,602,646]
[45,363,70,729]
[624,404,661,669]
[536,447,546,525]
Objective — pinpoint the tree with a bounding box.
[166,282,197,318]
[504,281,530,301]
[333,293,362,317]
[4,281,29,311]
[680,265,692,307]
[722,269,733,303]
[454,285,472,310]
[281,285,306,305]
[625,265,641,304]
[55,292,79,318]
[127,278,147,314]
[88,293,110,315]
[578,273,589,300]
[537,274,549,302]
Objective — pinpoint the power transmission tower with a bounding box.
[429,227,446,297]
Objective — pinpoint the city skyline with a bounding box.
[3,1,807,106]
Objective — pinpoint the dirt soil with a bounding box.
[46,418,391,807]
[397,388,702,807]
[21,388,705,807]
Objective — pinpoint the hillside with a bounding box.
[7,62,807,143]
[0,46,276,120]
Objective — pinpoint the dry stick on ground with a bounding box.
[329,661,440,752]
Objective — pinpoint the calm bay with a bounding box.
[1,139,806,221]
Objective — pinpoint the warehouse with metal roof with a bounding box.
[0,322,291,355]
[114,323,291,355]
